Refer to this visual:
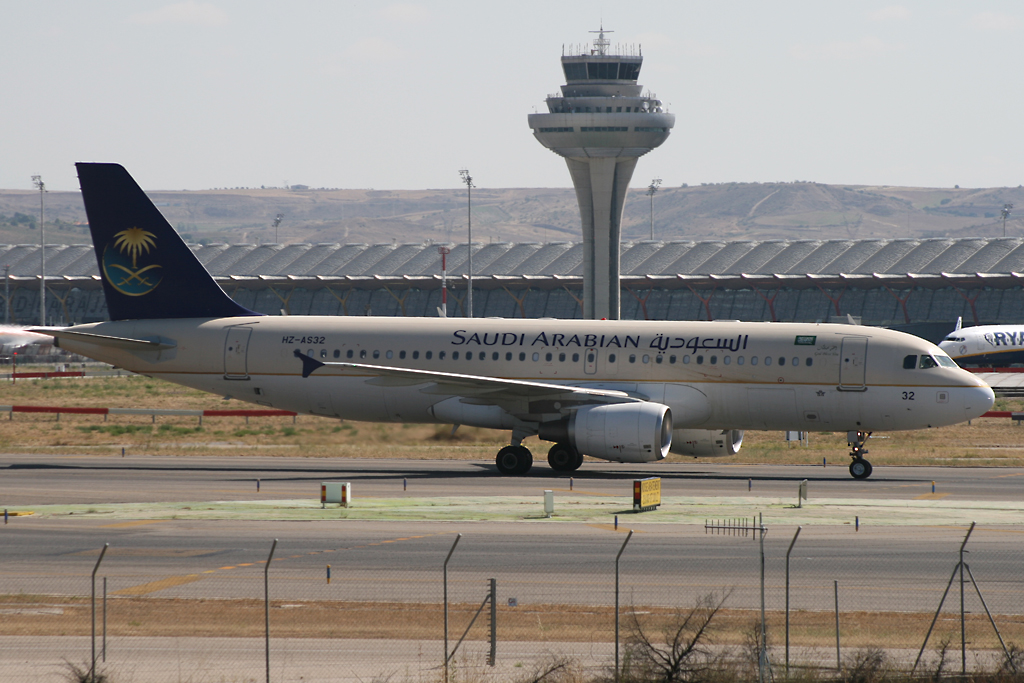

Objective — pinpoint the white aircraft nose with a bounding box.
[962,384,995,420]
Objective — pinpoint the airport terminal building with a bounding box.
[3,237,1023,340]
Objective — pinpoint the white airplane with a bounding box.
[939,317,1024,367]
[31,163,994,479]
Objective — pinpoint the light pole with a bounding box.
[272,213,283,243]
[3,264,9,325]
[31,176,45,325]
[459,169,474,318]
[646,178,662,240]
[1002,203,1013,237]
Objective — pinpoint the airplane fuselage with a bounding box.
[940,325,1024,366]
[55,317,992,436]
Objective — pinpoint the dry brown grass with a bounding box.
[1,373,1022,467]
[2,594,1021,650]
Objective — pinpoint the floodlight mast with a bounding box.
[272,214,284,243]
[647,178,662,240]
[459,169,474,318]
[31,176,45,326]
[1002,204,1013,238]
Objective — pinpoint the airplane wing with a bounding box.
[29,328,177,351]
[293,350,641,408]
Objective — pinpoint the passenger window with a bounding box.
[572,353,580,362]
[792,357,799,367]
[764,357,771,366]
[751,356,758,366]
[737,356,744,365]
[453,351,459,360]
[656,355,663,364]
[425,351,432,359]
[642,354,650,363]
[669,355,676,364]
[559,352,566,362]
[439,351,446,360]
[347,349,354,359]
[372,350,380,359]
[320,349,327,359]
[412,350,419,359]
[333,349,340,359]
[779,357,786,366]
[493,352,499,360]
[919,355,938,369]
[903,355,917,369]
[710,355,717,365]
[805,358,813,367]
[399,350,406,359]
[629,354,636,363]
[682,355,690,364]
[696,355,704,365]
[386,350,393,359]
[359,350,367,359]
[545,352,552,361]
[519,352,526,361]
[307,348,314,357]
[723,356,731,365]
[532,352,540,361]
[506,352,513,361]
[587,352,595,363]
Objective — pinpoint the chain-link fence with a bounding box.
[2,524,1022,682]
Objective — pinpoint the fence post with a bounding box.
[443,533,462,683]
[91,543,109,681]
[265,538,278,683]
[785,526,802,676]
[488,578,496,666]
[834,580,841,673]
[960,522,975,675]
[102,576,107,662]
[615,529,634,683]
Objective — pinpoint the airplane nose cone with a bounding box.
[963,384,995,419]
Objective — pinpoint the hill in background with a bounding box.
[1,181,1021,248]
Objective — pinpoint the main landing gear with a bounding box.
[547,442,583,473]
[496,445,533,475]
[847,430,873,480]
[495,441,584,476]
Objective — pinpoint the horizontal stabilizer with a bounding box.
[29,328,176,351]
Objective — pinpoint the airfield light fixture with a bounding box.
[647,178,662,240]
[31,175,45,326]
[459,169,475,318]
[1002,203,1013,237]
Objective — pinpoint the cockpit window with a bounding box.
[943,336,965,343]
[935,354,958,368]
[919,355,938,369]
[903,355,917,370]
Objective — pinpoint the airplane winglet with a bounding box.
[294,349,326,378]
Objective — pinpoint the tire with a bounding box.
[496,445,533,475]
[849,458,873,479]
[547,443,578,472]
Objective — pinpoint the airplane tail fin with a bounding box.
[76,163,257,321]
[955,316,963,331]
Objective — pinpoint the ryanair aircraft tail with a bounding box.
[76,163,256,321]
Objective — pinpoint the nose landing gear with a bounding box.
[847,430,873,479]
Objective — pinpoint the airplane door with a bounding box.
[839,336,868,390]
[584,348,598,375]
[224,327,253,380]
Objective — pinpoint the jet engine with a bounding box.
[540,402,672,463]
[669,429,744,457]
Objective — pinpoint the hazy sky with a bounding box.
[3,1,1022,192]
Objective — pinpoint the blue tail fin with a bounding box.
[76,163,258,321]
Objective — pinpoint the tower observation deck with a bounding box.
[528,28,675,319]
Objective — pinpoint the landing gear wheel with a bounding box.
[496,445,533,475]
[547,443,582,472]
[849,458,873,480]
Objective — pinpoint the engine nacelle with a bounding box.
[541,402,672,463]
[669,429,744,457]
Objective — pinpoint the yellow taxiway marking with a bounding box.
[5,511,34,517]
[99,520,165,529]
[112,574,201,596]
[587,524,644,533]
[994,472,1024,478]
[236,563,254,567]
[914,492,951,500]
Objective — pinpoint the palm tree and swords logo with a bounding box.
[101,227,163,296]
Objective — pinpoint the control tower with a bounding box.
[528,28,674,319]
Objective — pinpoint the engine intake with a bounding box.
[540,402,672,463]
[669,429,744,457]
